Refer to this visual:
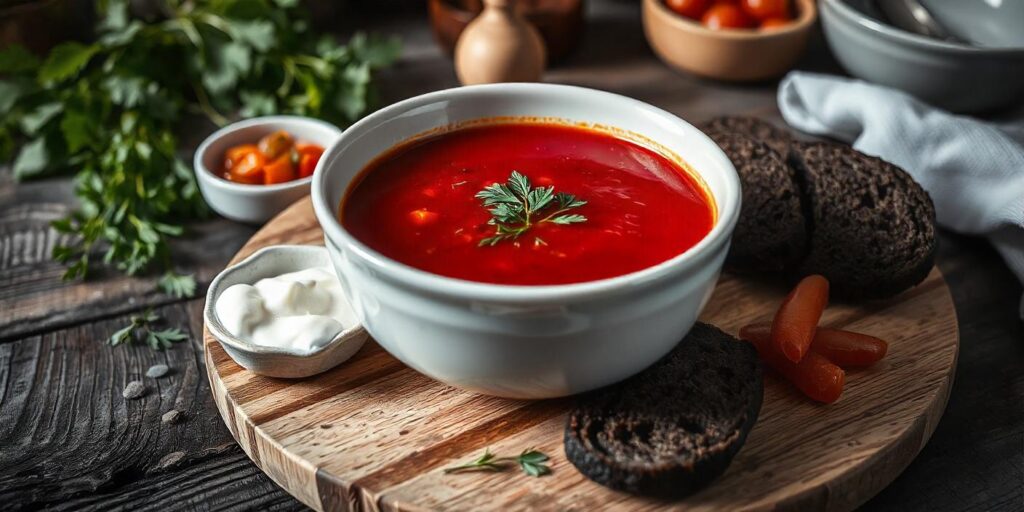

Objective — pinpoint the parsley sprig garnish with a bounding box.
[475,171,587,247]
[444,448,552,477]
[108,309,189,350]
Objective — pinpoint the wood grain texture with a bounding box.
[204,197,959,512]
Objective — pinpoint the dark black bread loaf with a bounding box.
[787,141,937,299]
[700,115,937,299]
[706,132,808,273]
[700,116,794,156]
[564,323,763,499]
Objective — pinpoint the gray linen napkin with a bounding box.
[777,71,1024,317]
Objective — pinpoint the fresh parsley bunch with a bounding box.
[0,0,399,296]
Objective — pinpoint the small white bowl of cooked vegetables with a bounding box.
[194,116,341,224]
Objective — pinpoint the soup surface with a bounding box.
[341,123,714,285]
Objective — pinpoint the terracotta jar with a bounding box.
[429,0,584,63]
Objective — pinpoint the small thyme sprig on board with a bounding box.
[444,448,552,477]
[108,309,188,350]
[475,171,587,247]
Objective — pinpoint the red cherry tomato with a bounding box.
[702,3,755,30]
[741,0,790,21]
[665,0,710,19]
[760,17,791,29]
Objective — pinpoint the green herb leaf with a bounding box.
[555,192,587,209]
[547,213,587,225]
[103,75,148,108]
[5,3,399,290]
[0,44,40,74]
[107,309,187,351]
[475,171,588,246]
[38,42,99,84]
[231,20,276,52]
[444,448,552,477]
[13,138,51,180]
[19,103,63,135]
[109,322,136,347]
[146,328,189,350]
[349,34,402,69]
[61,111,95,153]
[0,80,28,115]
[518,449,551,477]
[240,90,277,117]
[158,271,197,298]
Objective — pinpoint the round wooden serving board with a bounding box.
[204,197,959,512]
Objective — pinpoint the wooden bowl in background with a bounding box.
[642,0,817,82]
[428,0,585,63]
[0,0,93,54]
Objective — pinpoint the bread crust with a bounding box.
[788,141,937,299]
[708,132,808,273]
[700,116,937,299]
[564,323,763,498]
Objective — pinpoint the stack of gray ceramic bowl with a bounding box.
[820,0,1024,113]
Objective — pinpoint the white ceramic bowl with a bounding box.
[311,83,740,398]
[195,116,342,223]
[204,245,368,378]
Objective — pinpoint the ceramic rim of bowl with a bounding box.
[311,83,741,304]
[823,0,1024,55]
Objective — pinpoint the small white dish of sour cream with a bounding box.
[204,245,368,378]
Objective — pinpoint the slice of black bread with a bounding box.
[564,323,763,499]
[788,141,937,299]
[706,132,808,273]
[700,116,794,156]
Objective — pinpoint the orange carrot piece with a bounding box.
[294,142,323,153]
[812,328,888,368]
[262,154,297,185]
[258,130,294,160]
[227,151,264,184]
[772,274,829,363]
[224,144,260,172]
[740,322,846,404]
[743,322,888,368]
[409,208,439,226]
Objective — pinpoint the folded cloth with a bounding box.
[777,71,1024,317]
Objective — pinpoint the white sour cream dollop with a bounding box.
[215,267,352,353]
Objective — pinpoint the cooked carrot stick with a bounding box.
[772,274,829,363]
[743,322,888,368]
[739,322,845,404]
[812,328,888,368]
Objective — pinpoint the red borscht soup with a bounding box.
[340,122,714,285]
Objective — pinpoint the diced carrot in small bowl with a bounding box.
[227,151,265,185]
[194,116,341,223]
[263,154,298,185]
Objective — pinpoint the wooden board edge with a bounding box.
[204,331,326,511]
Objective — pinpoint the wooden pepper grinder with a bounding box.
[454,0,547,85]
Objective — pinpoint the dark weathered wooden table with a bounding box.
[2,2,1021,511]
